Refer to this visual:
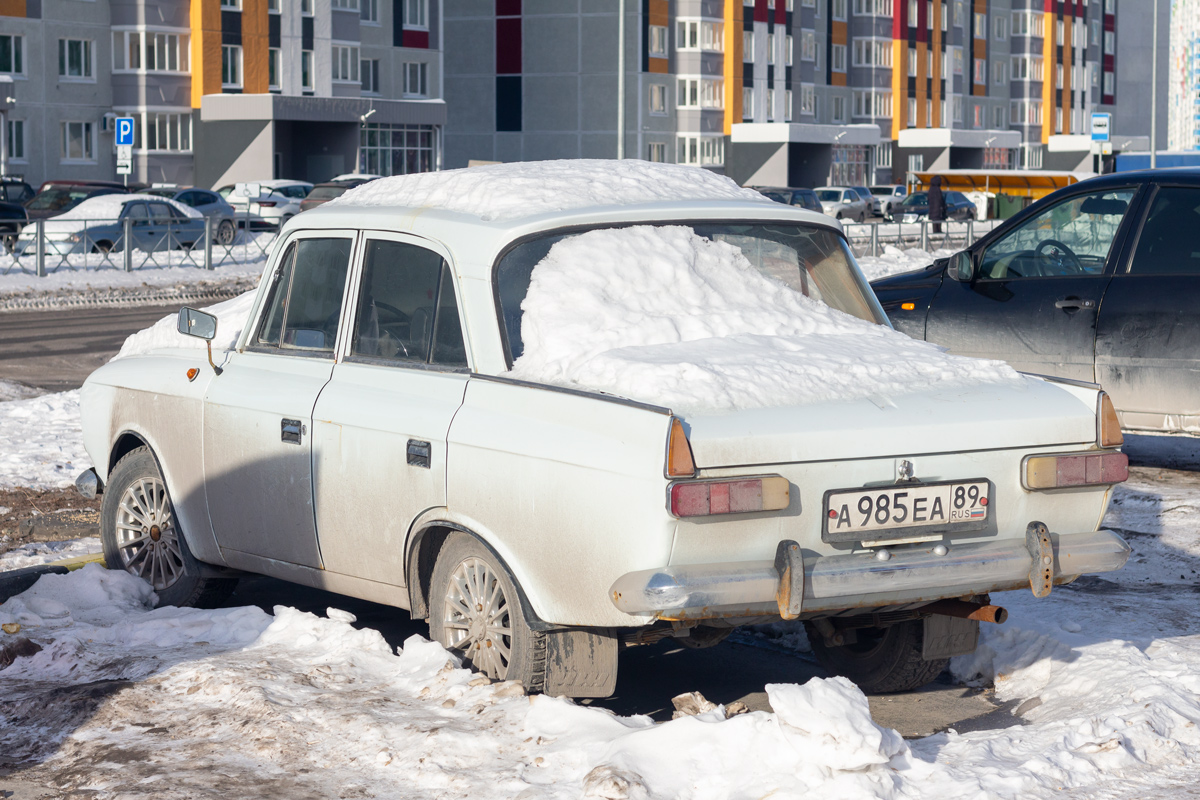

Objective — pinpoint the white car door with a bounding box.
[203,231,357,568]
[311,233,471,586]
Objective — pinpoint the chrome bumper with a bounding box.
[609,530,1130,620]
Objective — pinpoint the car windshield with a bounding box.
[816,190,841,202]
[145,189,177,198]
[307,186,349,201]
[902,193,928,206]
[26,188,93,212]
[869,187,893,196]
[495,222,886,362]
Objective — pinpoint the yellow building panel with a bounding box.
[243,0,270,94]
[649,0,668,27]
[1042,11,1055,143]
[191,0,223,108]
[0,0,26,18]
[723,0,742,134]
[892,39,905,139]
[1062,16,1072,133]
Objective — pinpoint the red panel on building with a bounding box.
[496,0,521,15]
[754,0,767,23]
[893,0,904,38]
[402,30,429,48]
[774,0,785,24]
[497,17,521,74]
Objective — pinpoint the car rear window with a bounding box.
[307,186,348,202]
[494,222,886,363]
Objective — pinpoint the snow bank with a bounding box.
[111,288,259,360]
[509,226,1019,412]
[0,379,43,401]
[331,159,771,221]
[0,389,89,489]
[0,536,101,571]
[857,245,951,281]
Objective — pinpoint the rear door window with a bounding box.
[1128,187,1200,275]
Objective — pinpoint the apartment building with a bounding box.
[1168,0,1199,151]
[0,0,445,189]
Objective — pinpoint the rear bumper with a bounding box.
[609,529,1130,620]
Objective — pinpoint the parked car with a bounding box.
[77,165,1130,699]
[14,193,204,255]
[25,181,129,220]
[871,184,908,218]
[850,186,881,216]
[330,173,385,182]
[815,187,869,222]
[751,186,824,214]
[217,180,312,229]
[894,190,977,222]
[146,186,238,245]
[0,201,28,251]
[872,169,1200,437]
[299,177,381,212]
[0,178,34,205]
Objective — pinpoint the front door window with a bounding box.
[979,189,1136,279]
[255,238,353,354]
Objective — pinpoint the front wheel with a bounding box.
[429,533,546,689]
[805,619,946,693]
[101,447,236,608]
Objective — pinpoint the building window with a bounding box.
[908,154,924,173]
[742,86,754,118]
[852,89,892,118]
[993,106,1005,129]
[220,0,240,8]
[1020,143,1043,169]
[952,46,963,74]
[853,39,892,67]
[742,30,753,61]
[830,144,869,186]
[908,0,918,25]
[800,84,814,115]
[222,45,242,87]
[831,44,846,72]
[403,61,427,96]
[359,123,435,175]
[361,58,380,93]
[331,0,359,9]
[6,119,24,161]
[785,89,792,121]
[993,16,1007,41]
[650,25,668,57]
[982,146,1009,169]
[649,83,667,114]
[786,35,793,65]
[1055,106,1063,133]
[268,0,280,11]
[801,31,815,61]
[952,95,962,122]
[1056,20,1064,46]
[1011,11,1044,38]
[954,0,963,26]
[941,2,948,30]
[907,47,917,77]
[0,35,23,74]
[269,48,281,90]
[1011,55,1043,81]
[648,142,666,163]
[332,44,360,82]
[831,95,846,123]
[1104,31,1114,55]
[61,121,94,162]
[1091,20,1100,46]
[974,12,986,38]
[677,135,724,167]
[907,96,916,126]
[973,58,985,84]
[926,98,932,127]
[832,0,846,20]
[58,39,93,80]
[361,0,378,22]
[139,111,192,152]
[972,104,982,128]
[853,0,892,15]
[766,89,775,120]
[302,0,314,14]
[676,19,724,52]
[301,50,313,90]
[1103,70,1114,95]
[403,0,428,28]
[876,144,892,168]
[927,0,934,28]
[993,60,1006,85]
[676,77,723,109]
[114,32,189,72]
[767,33,775,65]
[1010,99,1043,125]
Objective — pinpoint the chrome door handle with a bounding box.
[281,418,304,445]
[1055,297,1094,310]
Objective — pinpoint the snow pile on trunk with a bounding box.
[509,226,1020,412]
[330,159,772,222]
[0,389,89,489]
[111,288,259,360]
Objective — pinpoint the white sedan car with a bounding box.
[217,180,312,228]
[78,162,1129,698]
[815,186,869,222]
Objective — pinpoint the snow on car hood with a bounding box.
[329,159,771,221]
[112,289,258,360]
[508,225,1022,415]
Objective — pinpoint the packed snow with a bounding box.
[509,226,1020,412]
[0,390,88,490]
[0,537,102,571]
[331,159,772,221]
[0,380,43,402]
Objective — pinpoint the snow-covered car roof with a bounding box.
[18,193,202,235]
[301,160,841,278]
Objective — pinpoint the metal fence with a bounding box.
[841,219,1002,259]
[0,213,280,277]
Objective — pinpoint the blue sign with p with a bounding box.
[116,117,135,146]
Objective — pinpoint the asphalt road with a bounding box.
[1,304,1014,739]
[0,304,181,393]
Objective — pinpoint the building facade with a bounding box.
[1169,0,1200,151]
[0,0,446,189]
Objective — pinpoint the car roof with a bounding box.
[294,199,842,282]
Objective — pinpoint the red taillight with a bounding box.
[670,476,790,517]
[1024,452,1128,490]
[257,201,277,207]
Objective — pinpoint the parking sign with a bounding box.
[116,116,136,147]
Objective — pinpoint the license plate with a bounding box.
[822,480,991,544]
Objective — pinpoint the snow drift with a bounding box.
[509,225,1020,412]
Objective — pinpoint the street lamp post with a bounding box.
[616,0,626,160]
[1151,0,1159,169]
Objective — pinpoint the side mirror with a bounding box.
[947,251,974,282]
[178,307,217,340]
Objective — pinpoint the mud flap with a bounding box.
[922,615,980,660]
[1026,521,1054,598]
[544,628,619,698]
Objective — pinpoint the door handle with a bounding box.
[407,439,431,468]
[281,418,304,445]
[1055,297,1095,310]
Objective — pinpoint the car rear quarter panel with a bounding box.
[446,379,675,628]
[81,352,223,566]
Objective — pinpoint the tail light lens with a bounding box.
[1098,392,1123,447]
[670,476,791,517]
[1024,451,1128,490]
[666,418,696,478]
[257,201,278,208]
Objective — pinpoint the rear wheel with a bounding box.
[805,619,946,693]
[91,240,113,254]
[100,447,236,608]
[216,219,236,245]
[429,533,546,689]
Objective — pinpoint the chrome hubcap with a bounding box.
[115,478,184,591]
[442,558,513,679]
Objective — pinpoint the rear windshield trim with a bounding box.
[489,217,855,370]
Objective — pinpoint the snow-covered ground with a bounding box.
[0,389,88,489]
[857,245,952,282]
[1,460,1198,798]
[0,536,101,571]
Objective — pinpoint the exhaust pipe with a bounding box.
[925,599,1008,624]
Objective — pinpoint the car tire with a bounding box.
[100,447,237,609]
[216,219,236,246]
[429,532,547,690]
[92,241,113,254]
[805,619,946,693]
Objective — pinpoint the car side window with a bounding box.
[254,238,353,355]
[350,239,468,368]
[978,189,1136,280]
[148,202,174,220]
[1128,187,1200,275]
[123,202,148,220]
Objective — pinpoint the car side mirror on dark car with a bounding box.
[946,251,974,282]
